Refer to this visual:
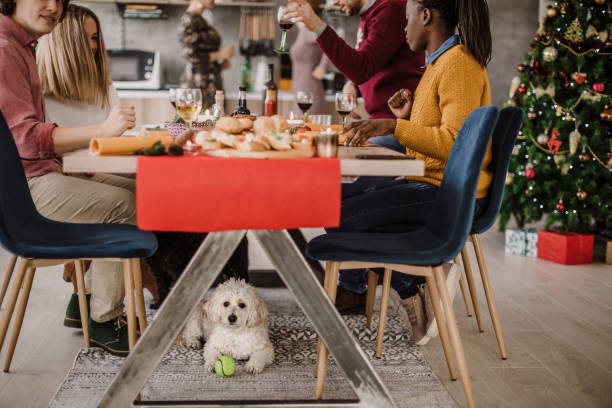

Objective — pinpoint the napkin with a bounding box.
[90,135,173,156]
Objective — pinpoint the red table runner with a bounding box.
[136,156,341,232]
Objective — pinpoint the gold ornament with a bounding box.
[537,133,549,144]
[528,112,537,119]
[564,18,584,43]
[569,129,581,154]
[585,25,598,39]
[542,46,558,62]
[547,7,557,18]
[579,153,590,162]
[556,106,564,117]
[577,190,587,200]
[601,108,612,123]
[560,2,566,14]
[565,113,573,121]
[505,174,514,185]
[595,0,605,4]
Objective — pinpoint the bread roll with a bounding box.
[264,132,292,151]
[212,130,237,148]
[271,115,288,132]
[215,116,243,134]
[194,130,212,146]
[253,117,275,135]
[238,118,253,131]
[291,141,314,151]
[200,140,222,150]
[236,140,267,152]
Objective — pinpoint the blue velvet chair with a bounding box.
[307,106,500,408]
[0,111,157,371]
[454,107,524,361]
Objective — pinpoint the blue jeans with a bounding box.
[334,177,486,298]
[368,134,406,154]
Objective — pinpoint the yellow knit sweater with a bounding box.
[394,44,492,198]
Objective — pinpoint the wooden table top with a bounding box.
[62,145,424,177]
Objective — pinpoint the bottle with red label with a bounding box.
[262,64,277,116]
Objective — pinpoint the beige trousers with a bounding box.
[27,172,137,322]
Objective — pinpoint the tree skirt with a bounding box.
[49,288,456,407]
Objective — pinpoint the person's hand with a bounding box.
[387,89,412,119]
[343,119,396,146]
[101,105,136,137]
[342,81,362,119]
[284,0,323,32]
[312,66,325,80]
[221,59,231,70]
[218,45,235,61]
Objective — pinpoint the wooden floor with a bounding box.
[0,228,611,407]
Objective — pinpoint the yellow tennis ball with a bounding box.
[214,355,236,378]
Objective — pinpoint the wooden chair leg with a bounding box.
[433,265,476,408]
[0,255,17,309]
[375,268,392,358]
[425,274,456,381]
[75,260,90,348]
[123,259,137,350]
[455,255,473,317]
[3,267,36,372]
[131,259,148,334]
[0,258,29,353]
[315,261,333,375]
[461,247,484,332]
[315,261,339,400]
[365,270,378,328]
[472,234,507,360]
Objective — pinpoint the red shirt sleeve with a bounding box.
[0,45,56,160]
[316,2,407,85]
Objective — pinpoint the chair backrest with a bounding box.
[425,106,499,260]
[0,110,42,254]
[471,106,524,234]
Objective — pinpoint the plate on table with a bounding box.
[204,148,314,159]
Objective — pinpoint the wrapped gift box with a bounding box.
[537,230,594,265]
[505,228,538,257]
[593,235,612,265]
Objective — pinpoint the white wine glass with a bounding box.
[296,91,313,120]
[175,88,203,128]
[335,92,355,128]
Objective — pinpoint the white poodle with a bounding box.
[176,278,274,374]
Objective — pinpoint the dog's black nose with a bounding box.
[228,314,237,324]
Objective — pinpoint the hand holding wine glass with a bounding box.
[296,91,313,120]
[175,88,203,128]
[276,6,293,54]
[335,92,355,128]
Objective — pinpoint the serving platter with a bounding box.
[203,148,314,159]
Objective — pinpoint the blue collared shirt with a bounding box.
[426,34,460,66]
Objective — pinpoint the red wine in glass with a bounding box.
[279,22,294,31]
[337,110,351,116]
[298,102,312,112]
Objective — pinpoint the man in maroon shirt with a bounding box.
[1,0,137,355]
[286,0,424,128]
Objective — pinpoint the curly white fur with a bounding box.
[176,278,274,374]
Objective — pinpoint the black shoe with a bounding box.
[335,286,367,315]
[89,316,131,357]
[64,293,91,328]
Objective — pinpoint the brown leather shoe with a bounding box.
[334,286,367,315]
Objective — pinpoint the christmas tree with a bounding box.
[499,0,612,234]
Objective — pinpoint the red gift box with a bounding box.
[537,230,594,265]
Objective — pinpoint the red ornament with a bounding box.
[524,189,530,196]
[572,72,586,85]
[556,202,565,212]
[525,167,535,179]
[518,85,526,94]
[593,82,605,93]
[547,128,562,154]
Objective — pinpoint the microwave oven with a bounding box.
[108,49,162,90]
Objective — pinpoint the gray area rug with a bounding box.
[50,288,456,407]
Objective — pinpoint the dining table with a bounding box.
[62,144,424,408]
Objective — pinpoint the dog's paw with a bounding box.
[204,361,215,372]
[185,337,203,349]
[245,361,264,374]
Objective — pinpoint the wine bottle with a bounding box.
[213,90,224,119]
[262,64,277,116]
[233,86,250,116]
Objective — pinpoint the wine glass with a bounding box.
[168,88,177,109]
[296,91,313,120]
[175,88,203,128]
[335,92,355,128]
[276,6,293,54]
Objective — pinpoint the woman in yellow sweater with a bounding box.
[332,0,492,346]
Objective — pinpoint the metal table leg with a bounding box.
[97,229,397,408]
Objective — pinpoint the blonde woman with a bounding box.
[31,4,139,356]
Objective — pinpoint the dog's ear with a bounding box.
[202,298,216,322]
[248,296,268,328]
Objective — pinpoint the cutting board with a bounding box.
[204,148,314,159]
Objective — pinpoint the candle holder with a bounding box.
[315,130,338,158]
